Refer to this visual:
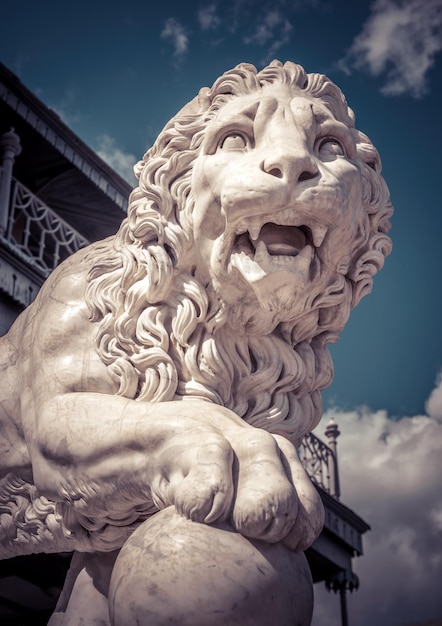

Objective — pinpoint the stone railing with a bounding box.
[1,174,89,276]
[300,431,340,499]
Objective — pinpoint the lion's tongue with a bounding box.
[254,224,306,256]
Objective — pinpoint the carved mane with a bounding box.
[85,60,393,443]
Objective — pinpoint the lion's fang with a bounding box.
[248,223,261,241]
[311,225,327,248]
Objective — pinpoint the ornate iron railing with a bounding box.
[300,432,340,499]
[2,175,89,276]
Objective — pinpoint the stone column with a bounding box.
[325,417,341,500]
[326,569,359,626]
[0,128,22,236]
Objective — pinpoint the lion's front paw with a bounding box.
[227,429,299,543]
[275,435,325,552]
[150,430,235,525]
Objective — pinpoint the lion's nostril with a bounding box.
[299,170,316,182]
[268,167,283,178]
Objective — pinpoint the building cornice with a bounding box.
[0,63,131,212]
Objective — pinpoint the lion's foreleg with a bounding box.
[30,393,243,528]
[48,551,118,626]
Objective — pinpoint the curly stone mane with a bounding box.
[85,60,393,443]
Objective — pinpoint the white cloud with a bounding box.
[160,18,189,60]
[49,86,82,127]
[198,4,221,30]
[338,0,442,98]
[266,19,292,61]
[311,390,442,625]
[243,10,292,61]
[244,10,282,45]
[426,371,442,422]
[95,134,137,185]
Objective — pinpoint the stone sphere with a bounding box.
[109,506,313,626]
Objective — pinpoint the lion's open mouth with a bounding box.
[234,223,315,258]
[230,221,324,286]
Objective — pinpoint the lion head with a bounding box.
[85,60,393,444]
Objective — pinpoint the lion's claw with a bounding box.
[149,422,323,551]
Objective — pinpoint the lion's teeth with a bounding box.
[254,240,269,262]
[312,225,327,248]
[248,223,261,241]
[297,244,314,267]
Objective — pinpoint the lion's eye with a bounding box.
[218,132,248,151]
[317,138,345,160]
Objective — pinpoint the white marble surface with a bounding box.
[109,506,314,626]
[0,60,393,624]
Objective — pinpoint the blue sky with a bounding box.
[1,1,442,625]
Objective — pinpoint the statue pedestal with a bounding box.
[109,507,313,626]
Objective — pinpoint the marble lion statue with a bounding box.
[0,60,392,624]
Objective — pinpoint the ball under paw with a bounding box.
[109,506,313,626]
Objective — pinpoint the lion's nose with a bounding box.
[261,145,318,184]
